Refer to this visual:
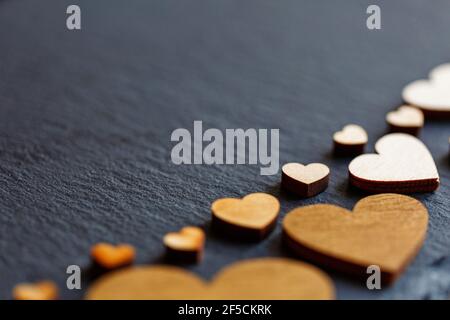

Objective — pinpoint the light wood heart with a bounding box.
[283,194,428,284]
[333,124,368,156]
[402,63,450,118]
[211,193,280,240]
[349,133,439,193]
[281,163,330,197]
[163,226,205,263]
[430,63,450,83]
[85,258,335,300]
[386,105,424,136]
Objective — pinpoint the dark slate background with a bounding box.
[0,0,449,300]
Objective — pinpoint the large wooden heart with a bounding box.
[85,258,335,300]
[283,194,428,284]
[402,63,450,118]
[348,133,439,193]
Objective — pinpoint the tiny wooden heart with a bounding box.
[386,105,424,136]
[211,193,280,240]
[86,258,335,300]
[402,63,450,117]
[164,226,205,263]
[281,163,330,197]
[91,243,136,270]
[13,281,58,300]
[349,133,439,193]
[333,124,368,156]
[283,194,428,284]
[334,124,368,145]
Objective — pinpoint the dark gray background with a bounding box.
[0,0,449,299]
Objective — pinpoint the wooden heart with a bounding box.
[13,281,58,300]
[349,133,439,193]
[211,193,280,240]
[333,124,368,156]
[86,258,335,300]
[91,243,136,270]
[163,226,205,263]
[283,194,428,284]
[386,105,424,136]
[281,163,330,197]
[402,63,450,118]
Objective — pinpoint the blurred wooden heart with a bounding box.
[281,163,330,197]
[283,194,428,284]
[211,193,280,240]
[349,133,439,193]
[91,243,136,270]
[164,226,205,263]
[402,63,450,117]
[164,226,205,251]
[13,281,58,300]
[86,258,335,300]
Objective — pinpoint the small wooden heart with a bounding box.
[333,124,368,156]
[91,243,136,270]
[349,133,439,193]
[283,194,428,284]
[386,105,424,136]
[402,63,450,118]
[164,226,205,263]
[281,163,330,197]
[13,281,58,300]
[211,193,280,240]
[86,258,335,300]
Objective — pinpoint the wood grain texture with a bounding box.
[86,258,335,300]
[283,194,428,284]
[211,193,280,240]
[349,133,440,193]
[1,0,450,299]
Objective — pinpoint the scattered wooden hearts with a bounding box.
[349,133,439,193]
[386,105,424,136]
[333,124,368,156]
[86,258,335,300]
[281,163,330,197]
[91,243,136,270]
[402,63,450,118]
[211,193,280,241]
[163,226,205,264]
[13,281,58,300]
[283,194,428,284]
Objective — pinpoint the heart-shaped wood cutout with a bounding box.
[349,133,439,193]
[13,281,58,300]
[386,105,424,136]
[164,226,205,263]
[333,124,368,156]
[91,243,136,270]
[281,163,330,197]
[211,193,280,240]
[86,258,335,300]
[402,63,450,118]
[283,194,428,284]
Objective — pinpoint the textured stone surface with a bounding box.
[0,0,449,299]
